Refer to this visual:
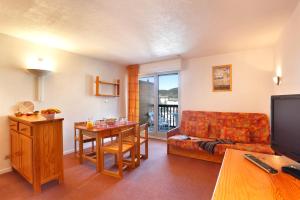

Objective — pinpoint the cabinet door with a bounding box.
[10,130,20,169]
[19,134,33,183]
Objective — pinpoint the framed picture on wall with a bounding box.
[212,64,232,91]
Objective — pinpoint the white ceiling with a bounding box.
[0,0,299,65]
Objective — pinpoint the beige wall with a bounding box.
[139,59,182,75]
[274,2,300,95]
[180,48,274,114]
[0,33,126,173]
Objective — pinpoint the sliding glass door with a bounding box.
[158,74,179,133]
[139,76,155,133]
[139,73,179,139]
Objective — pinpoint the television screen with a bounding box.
[271,94,300,163]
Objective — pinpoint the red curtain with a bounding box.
[127,65,139,122]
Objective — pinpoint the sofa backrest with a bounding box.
[180,111,270,144]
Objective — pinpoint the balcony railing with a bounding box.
[158,104,178,130]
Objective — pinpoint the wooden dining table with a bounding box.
[74,121,139,172]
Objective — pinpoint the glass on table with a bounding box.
[98,119,106,127]
[86,118,94,129]
[94,120,101,126]
[118,117,128,124]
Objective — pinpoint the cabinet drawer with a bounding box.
[19,123,31,136]
[9,120,18,131]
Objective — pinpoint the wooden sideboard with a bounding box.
[8,115,64,192]
[212,149,300,200]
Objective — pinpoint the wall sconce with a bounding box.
[273,66,282,86]
[27,57,53,102]
[273,76,282,86]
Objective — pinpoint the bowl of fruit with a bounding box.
[41,108,61,120]
[14,112,23,117]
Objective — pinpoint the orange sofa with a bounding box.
[167,111,274,163]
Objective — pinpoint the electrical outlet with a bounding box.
[4,155,10,160]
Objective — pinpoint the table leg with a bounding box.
[96,134,101,172]
[33,182,41,193]
[136,125,141,166]
[137,145,141,166]
[79,130,83,164]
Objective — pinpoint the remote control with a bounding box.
[244,154,278,174]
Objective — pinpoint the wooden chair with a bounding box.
[138,123,149,159]
[100,127,136,178]
[74,122,96,155]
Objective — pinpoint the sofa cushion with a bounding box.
[168,135,274,156]
[220,127,250,143]
[250,126,270,144]
[214,143,275,155]
[180,118,209,138]
[167,135,213,151]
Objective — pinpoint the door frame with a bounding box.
[139,71,180,140]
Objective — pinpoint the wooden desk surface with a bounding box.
[212,149,300,200]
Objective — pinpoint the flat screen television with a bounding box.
[271,94,300,179]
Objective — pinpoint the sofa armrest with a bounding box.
[167,127,180,138]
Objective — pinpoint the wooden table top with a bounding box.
[212,149,300,200]
[75,121,137,132]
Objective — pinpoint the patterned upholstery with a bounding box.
[180,118,209,138]
[178,111,270,144]
[168,135,274,155]
[220,127,250,143]
[167,111,274,156]
[214,143,274,155]
[167,127,181,138]
[168,135,213,151]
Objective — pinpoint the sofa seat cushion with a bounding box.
[220,127,250,143]
[214,143,275,155]
[167,135,213,151]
